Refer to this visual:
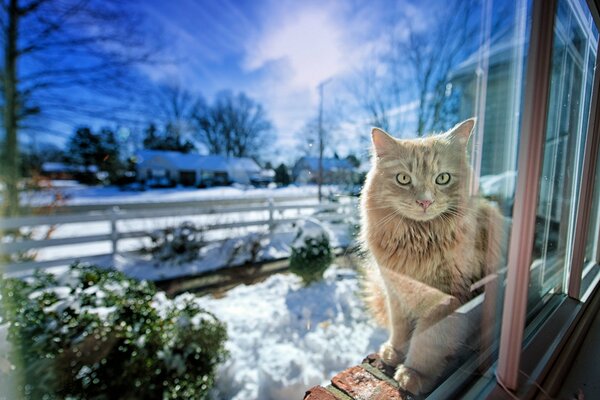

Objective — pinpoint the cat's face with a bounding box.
[367,119,474,222]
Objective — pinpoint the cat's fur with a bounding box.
[360,119,502,395]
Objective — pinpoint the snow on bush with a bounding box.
[289,218,335,285]
[198,265,387,400]
[0,264,227,400]
[145,221,206,264]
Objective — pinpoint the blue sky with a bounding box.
[138,0,420,160]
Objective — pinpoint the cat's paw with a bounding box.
[394,364,425,395]
[379,341,404,367]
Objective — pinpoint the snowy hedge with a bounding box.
[289,219,334,285]
[145,221,205,264]
[0,264,227,400]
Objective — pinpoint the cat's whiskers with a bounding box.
[373,208,404,230]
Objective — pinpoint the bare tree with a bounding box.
[150,83,203,140]
[1,0,161,216]
[399,0,478,136]
[296,115,339,159]
[192,91,272,159]
[351,0,478,137]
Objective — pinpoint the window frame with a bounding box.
[462,0,600,397]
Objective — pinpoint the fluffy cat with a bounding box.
[360,118,503,395]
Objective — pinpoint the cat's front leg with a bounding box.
[395,294,461,395]
[378,283,411,367]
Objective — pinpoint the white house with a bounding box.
[135,150,270,187]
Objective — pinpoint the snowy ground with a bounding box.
[111,218,353,282]
[23,182,339,206]
[191,264,387,400]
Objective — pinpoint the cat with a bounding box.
[359,118,503,395]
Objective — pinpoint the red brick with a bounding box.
[332,365,405,400]
[304,386,339,400]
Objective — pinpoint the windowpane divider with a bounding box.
[496,0,557,391]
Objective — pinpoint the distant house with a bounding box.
[135,150,271,187]
[292,157,355,184]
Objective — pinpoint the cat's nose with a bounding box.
[416,199,433,210]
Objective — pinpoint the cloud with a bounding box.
[243,6,350,90]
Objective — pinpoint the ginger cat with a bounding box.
[360,119,502,394]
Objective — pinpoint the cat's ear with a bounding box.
[447,118,476,146]
[371,127,396,157]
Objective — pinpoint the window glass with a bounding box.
[582,147,600,297]
[529,0,597,317]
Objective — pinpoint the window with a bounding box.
[529,0,598,317]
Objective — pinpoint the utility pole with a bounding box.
[317,79,331,203]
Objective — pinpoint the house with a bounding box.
[292,156,355,184]
[135,150,270,187]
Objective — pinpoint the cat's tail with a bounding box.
[361,261,389,327]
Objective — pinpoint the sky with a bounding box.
[22,0,510,164]
[138,0,416,162]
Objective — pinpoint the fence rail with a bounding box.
[1,194,358,274]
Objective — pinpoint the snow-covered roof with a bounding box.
[196,155,230,172]
[136,150,205,170]
[295,157,354,171]
[228,157,262,173]
[42,162,98,173]
[136,150,262,173]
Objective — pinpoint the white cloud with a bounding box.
[244,7,350,90]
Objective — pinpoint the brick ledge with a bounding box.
[303,353,416,400]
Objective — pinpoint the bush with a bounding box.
[145,221,205,264]
[289,231,334,285]
[0,264,228,400]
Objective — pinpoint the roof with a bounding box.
[295,157,354,171]
[42,162,98,173]
[196,155,230,172]
[227,157,261,173]
[136,150,261,173]
[137,150,205,170]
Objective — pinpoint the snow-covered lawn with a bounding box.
[25,183,337,206]
[192,264,386,400]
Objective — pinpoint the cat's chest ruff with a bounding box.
[377,220,456,252]
[370,217,466,272]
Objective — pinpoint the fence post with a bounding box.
[268,197,274,234]
[110,206,120,260]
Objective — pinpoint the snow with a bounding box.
[109,218,349,282]
[136,150,262,176]
[24,184,335,207]
[2,247,383,400]
[196,265,386,400]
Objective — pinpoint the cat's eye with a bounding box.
[435,173,451,185]
[396,173,411,185]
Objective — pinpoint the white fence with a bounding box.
[0,194,358,274]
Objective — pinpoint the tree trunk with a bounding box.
[3,0,20,216]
